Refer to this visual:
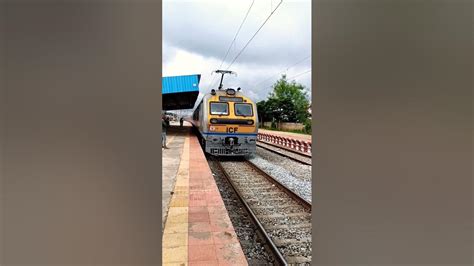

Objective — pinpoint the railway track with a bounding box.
[215,159,312,265]
[207,157,276,264]
[257,141,312,166]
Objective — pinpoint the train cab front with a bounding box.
[204,89,258,156]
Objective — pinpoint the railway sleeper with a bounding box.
[257,212,310,220]
[246,188,288,194]
[249,202,291,210]
[259,218,311,228]
[234,182,273,188]
[252,205,306,212]
[253,209,308,217]
[253,213,287,219]
[285,256,313,264]
[248,191,287,198]
[232,179,272,184]
[241,190,284,195]
[272,238,312,247]
[247,199,289,206]
[266,222,312,230]
[251,204,298,210]
[243,194,286,201]
[238,188,281,194]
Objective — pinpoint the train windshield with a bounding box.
[210,102,229,115]
[235,103,253,117]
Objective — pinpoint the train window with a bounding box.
[234,103,253,117]
[210,102,229,115]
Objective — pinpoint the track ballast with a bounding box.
[216,159,312,265]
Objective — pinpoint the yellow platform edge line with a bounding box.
[163,134,190,264]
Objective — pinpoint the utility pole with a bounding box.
[214,70,236,90]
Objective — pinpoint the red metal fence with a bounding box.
[257,133,312,155]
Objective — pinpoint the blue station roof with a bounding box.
[162,74,201,110]
[162,74,201,94]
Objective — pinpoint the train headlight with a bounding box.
[209,126,216,131]
[210,118,218,124]
[246,120,254,125]
[226,88,236,95]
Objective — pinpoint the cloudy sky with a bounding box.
[163,0,311,108]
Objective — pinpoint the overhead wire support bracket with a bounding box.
[213,70,237,90]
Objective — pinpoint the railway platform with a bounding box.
[162,123,247,265]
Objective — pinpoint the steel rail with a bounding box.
[257,139,312,159]
[256,142,312,166]
[214,159,288,266]
[245,160,312,211]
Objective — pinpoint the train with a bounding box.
[190,87,258,156]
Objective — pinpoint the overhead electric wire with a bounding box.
[208,0,255,90]
[262,69,312,97]
[218,0,255,70]
[225,0,284,70]
[285,69,311,80]
[254,55,310,87]
[264,69,311,89]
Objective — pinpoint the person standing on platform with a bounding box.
[162,115,169,149]
[180,117,184,127]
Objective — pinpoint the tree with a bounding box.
[267,74,310,123]
[256,100,267,124]
[257,74,310,131]
[257,98,282,126]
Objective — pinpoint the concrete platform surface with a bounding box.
[162,124,188,228]
[162,125,247,265]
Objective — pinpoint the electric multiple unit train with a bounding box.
[190,87,258,156]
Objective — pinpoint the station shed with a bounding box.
[162,74,200,110]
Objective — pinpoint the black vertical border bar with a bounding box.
[313,0,472,265]
[0,1,6,262]
[2,1,163,264]
[158,0,163,263]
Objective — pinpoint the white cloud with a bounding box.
[163,0,312,103]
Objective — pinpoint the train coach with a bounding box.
[190,87,258,156]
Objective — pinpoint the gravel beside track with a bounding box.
[218,160,312,265]
[207,157,275,265]
[249,149,312,203]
